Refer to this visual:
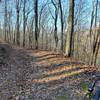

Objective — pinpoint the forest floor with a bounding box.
[0,42,100,100]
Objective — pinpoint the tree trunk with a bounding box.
[91,23,100,66]
[65,0,74,57]
[34,0,39,49]
[90,0,98,65]
[4,0,7,41]
[59,0,64,51]
[51,0,58,50]
[16,0,20,45]
[23,0,26,47]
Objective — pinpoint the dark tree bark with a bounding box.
[90,0,99,65]
[16,0,20,45]
[58,0,64,51]
[34,0,39,49]
[51,0,59,50]
[23,0,26,47]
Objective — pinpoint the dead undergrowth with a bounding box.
[0,42,99,100]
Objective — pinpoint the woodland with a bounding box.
[0,0,100,100]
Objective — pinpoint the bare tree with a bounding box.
[51,0,59,50]
[58,0,64,51]
[22,0,26,47]
[15,0,21,45]
[65,0,74,57]
[92,22,100,66]
[7,10,12,42]
[34,0,39,49]
[4,0,7,41]
[91,0,100,65]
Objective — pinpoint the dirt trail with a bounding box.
[0,43,99,100]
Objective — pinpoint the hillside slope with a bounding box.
[0,43,99,100]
